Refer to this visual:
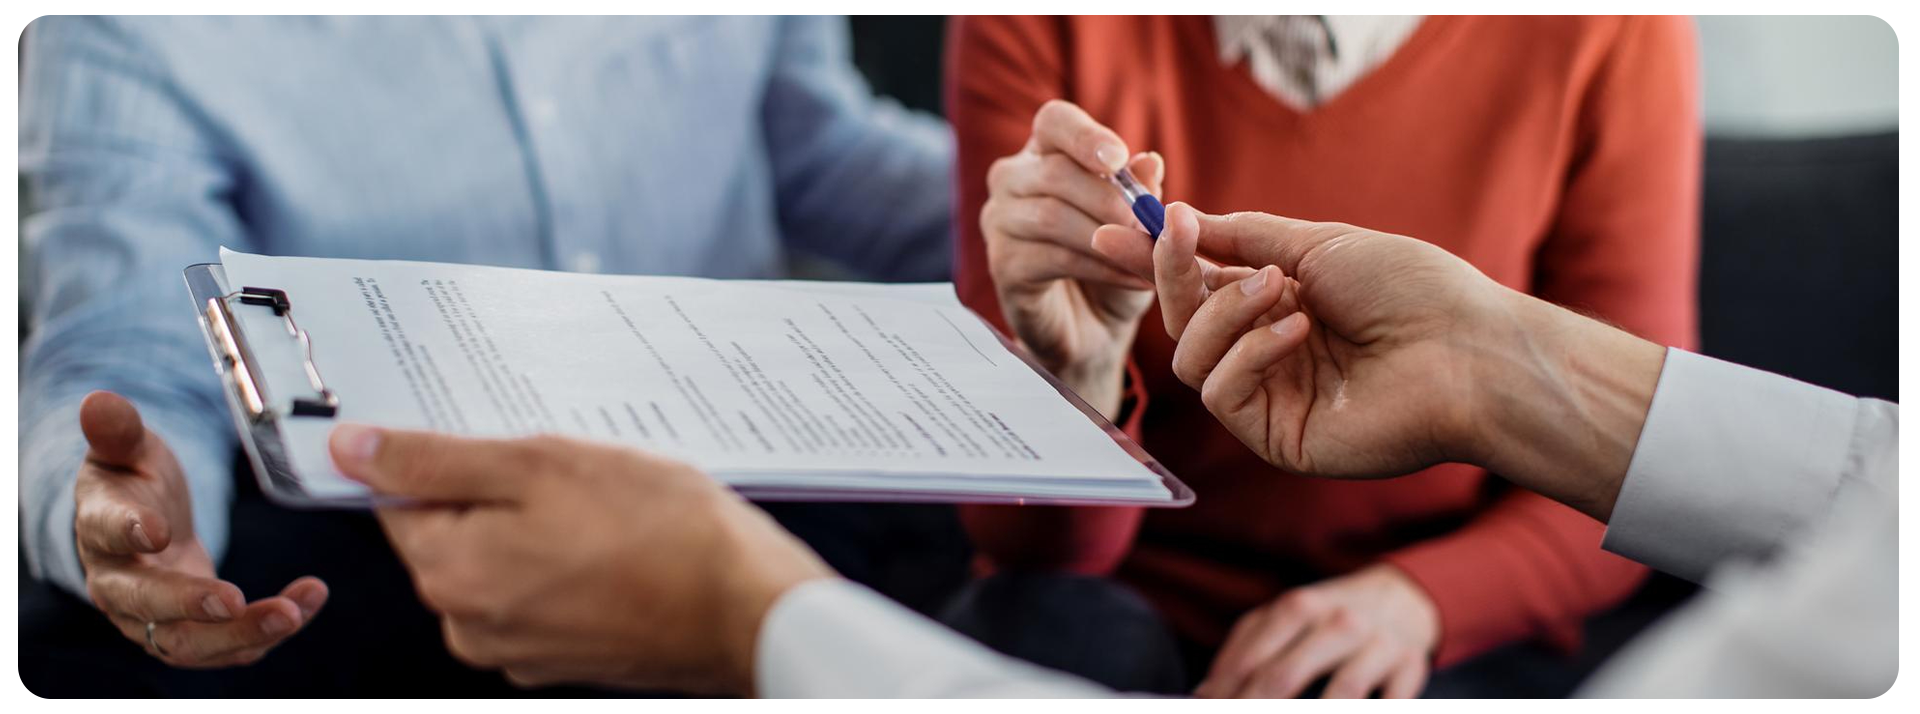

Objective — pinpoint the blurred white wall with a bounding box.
[1696,15,1898,138]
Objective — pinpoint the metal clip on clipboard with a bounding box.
[186,265,358,507]
[202,286,339,422]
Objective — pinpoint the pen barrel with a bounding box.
[1131,194,1166,239]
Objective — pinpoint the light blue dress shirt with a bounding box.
[19,16,953,596]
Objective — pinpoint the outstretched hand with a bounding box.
[1092,203,1666,521]
[74,391,327,667]
[1090,202,1509,479]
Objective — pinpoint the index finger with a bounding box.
[1194,210,1346,276]
[329,425,535,503]
[1093,221,1254,289]
[87,564,245,624]
[1028,99,1129,175]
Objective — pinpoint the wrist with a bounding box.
[1471,292,1666,521]
[1054,354,1130,420]
[1362,564,1441,655]
[711,501,836,696]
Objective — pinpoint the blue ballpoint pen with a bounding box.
[1110,166,1167,239]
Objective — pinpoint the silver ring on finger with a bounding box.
[146,620,170,658]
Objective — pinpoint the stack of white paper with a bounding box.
[216,249,1177,505]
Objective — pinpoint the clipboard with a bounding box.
[185,262,1194,510]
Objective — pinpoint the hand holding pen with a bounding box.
[978,100,1170,415]
[980,99,1258,418]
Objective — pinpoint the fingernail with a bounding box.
[130,521,155,551]
[1240,267,1271,296]
[1095,144,1126,171]
[333,424,382,469]
[262,613,295,636]
[202,594,232,621]
[1272,312,1308,335]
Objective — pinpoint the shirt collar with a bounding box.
[1213,15,1423,67]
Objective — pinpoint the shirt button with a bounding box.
[528,98,558,125]
[570,252,602,274]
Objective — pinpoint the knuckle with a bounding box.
[1039,153,1076,185]
[1033,99,1068,129]
[86,580,115,611]
[434,561,499,620]
[443,624,495,668]
[125,576,160,618]
[512,435,567,471]
[73,501,113,539]
[414,575,470,618]
[1325,606,1361,633]
[1172,351,1204,390]
[1197,376,1229,410]
[983,238,1011,271]
[1024,200,1064,235]
[1271,591,1319,620]
[1281,588,1322,611]
[981,199,1015,241]
[986,156,1017,191]
[397,526,445,566]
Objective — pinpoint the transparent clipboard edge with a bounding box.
[960,311,1193,508]
[737,311,1193,507]
[185,264,1193,509]
[186,264,385,510]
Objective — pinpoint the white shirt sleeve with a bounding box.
[1580,390,1897,697]
[1579,349,1898,696]
[1601,349,1892,581]
[755,578,1116,698]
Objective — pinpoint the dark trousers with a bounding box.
[938,573,1192,694]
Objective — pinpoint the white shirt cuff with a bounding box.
[1602,349,1859,582]
[754,578,1110,698]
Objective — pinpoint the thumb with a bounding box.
[329,424,531,503]
[1193,209,1344,276]
[79,391,150,468]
